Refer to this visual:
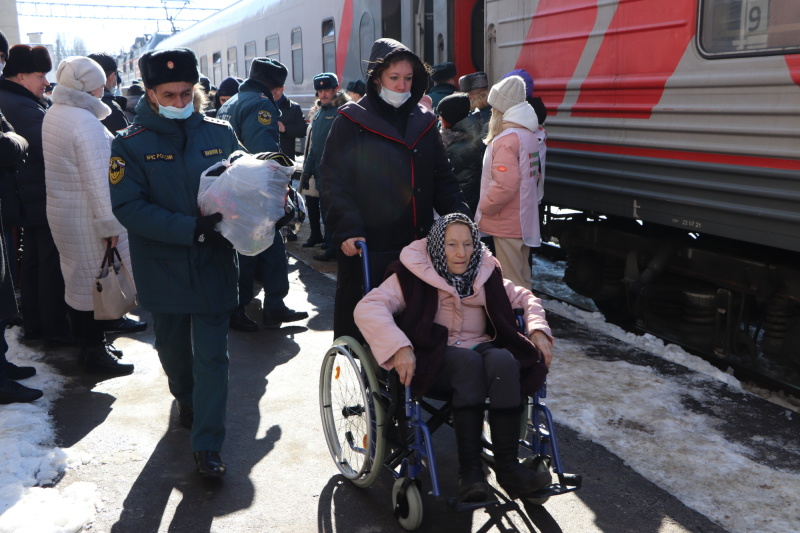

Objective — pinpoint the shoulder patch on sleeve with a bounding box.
[109,156,126,185]
[203,116,230,126]
[257,110,273,126]
[121,124,146,138]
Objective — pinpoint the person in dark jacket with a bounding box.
[109,48,240,478]
[219,58,308,332]
[427,61,457,112]
[0,44,75,345]
[299,72,349,260]
[273,83,306,158]
[0,105,42,404]
[206,76,239,118]
[320,38,470,339]
[87,53,130,134]
[124,83,143,122]
[438,92,485,215]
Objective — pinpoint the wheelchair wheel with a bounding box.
[392,477,423,531]
[319,336,385,488]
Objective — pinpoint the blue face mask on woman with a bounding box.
[154,95,194,120]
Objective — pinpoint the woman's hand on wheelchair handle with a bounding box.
[392,346,416,386]
[341,237,366,257]
[529,330,553,368]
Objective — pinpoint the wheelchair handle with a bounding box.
[355,240,372,293]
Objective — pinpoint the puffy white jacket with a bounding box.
[43,85,132,312]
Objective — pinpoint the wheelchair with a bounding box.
[318,242,581,530]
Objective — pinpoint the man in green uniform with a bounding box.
[109,48,240,477]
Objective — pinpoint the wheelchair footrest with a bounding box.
[438,496,501,513]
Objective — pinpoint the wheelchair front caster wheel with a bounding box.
[392,477,423,530]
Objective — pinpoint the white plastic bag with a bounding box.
[198,151,293,256]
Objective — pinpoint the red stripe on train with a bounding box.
[785,55,800,88]
[549,140,800,171]
[519,0,598,118]
[337,0,354,82]
[573,0,696,119]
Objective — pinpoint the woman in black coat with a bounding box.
[320,38,470,339]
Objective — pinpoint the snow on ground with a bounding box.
[0,328,96,533]
[1,255,800,532]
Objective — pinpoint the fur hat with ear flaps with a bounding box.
[3,44,52,77]
[138,48,199,89]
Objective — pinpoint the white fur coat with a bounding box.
[42,85,133,312]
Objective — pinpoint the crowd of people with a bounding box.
[0,30,553,498]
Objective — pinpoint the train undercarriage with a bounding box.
[543,208,800,393]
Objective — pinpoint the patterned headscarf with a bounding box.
[426,213,485,298]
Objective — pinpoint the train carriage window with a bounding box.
[292,28,303,84]
[212,51,222,86]
[699,0,800,57]
[359,11,375,78]
[266,34,280,62]
[227,46,238,78]
[322,19,336,73]
[244,41,256,75]
[199,56,208,78]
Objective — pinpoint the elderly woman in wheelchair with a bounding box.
[353,212,554,503]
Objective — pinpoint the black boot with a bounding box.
[489,406,551,499]
[0,379,43,404]
[194,451,226,477]
[177,402,193,429]
[83,344,134,376]
[453,406,491,502]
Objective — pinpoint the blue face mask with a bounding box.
[154,94,194,120]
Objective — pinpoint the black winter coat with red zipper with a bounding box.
[319,37,470,338]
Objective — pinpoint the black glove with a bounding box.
[194,213,233,248]
[299,172,310,191]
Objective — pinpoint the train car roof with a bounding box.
[155,0,283,50]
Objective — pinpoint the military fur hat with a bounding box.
[249,57,287,87]
[459,71,488,92]
[346,79,366,96]
[138,48,199,88]
[313,72,339,91]
[431,62,456,83]
[3,44,52,77]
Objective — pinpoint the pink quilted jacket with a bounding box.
[354,239,552,369]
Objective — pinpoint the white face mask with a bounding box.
[379,85,411,108]
[0,61,4,73]
[154,94,194,120]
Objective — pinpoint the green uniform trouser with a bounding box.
[151,311,231,452]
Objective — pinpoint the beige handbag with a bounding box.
[93,243,136,320]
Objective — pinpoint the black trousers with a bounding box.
[304,196,323,241]
[20,226,70,340]
[67,307,105,347]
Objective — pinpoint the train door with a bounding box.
[411,0,452,65]
[452,0,483,78]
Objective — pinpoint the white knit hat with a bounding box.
[56,56,106,92]
[488,75,526,113]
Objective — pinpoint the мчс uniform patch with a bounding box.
[257,110,272,125]
[144,153,176,162]
[202,148,224,158]
[109,156,126,184]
